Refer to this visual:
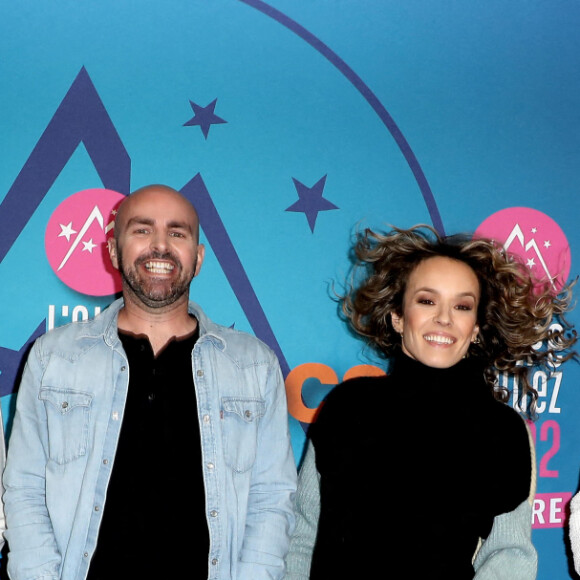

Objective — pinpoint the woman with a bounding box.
[286,225,576,579]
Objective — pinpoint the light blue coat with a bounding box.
[3,298,296,580]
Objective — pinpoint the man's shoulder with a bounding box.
[34,300,120,353]
[191,301,277,361]
[205,321,276,359]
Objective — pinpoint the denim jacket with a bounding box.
[3,298,296,580]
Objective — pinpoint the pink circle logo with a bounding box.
[45,188,125,296]
[474,207,571,292]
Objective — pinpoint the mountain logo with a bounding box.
[45,188,124,296]
[475,207,571,293]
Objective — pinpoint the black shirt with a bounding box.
[309,353,532,579]
[87,326,209,579]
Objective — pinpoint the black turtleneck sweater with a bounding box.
[309,353,532,579]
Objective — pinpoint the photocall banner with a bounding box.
[1,1,579,577]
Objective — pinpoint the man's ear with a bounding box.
[193,244,205,277]
[108,238,119,270]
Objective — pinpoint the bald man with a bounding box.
[3,185,296,580]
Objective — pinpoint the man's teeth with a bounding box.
[145,261,174,274]
[424,335,454,345]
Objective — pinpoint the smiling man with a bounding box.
[3,185,296,580]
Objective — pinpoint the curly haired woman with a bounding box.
[286,225,576,580]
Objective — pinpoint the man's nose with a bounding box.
[150,230,169,252]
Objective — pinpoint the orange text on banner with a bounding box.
[285,363,385,424]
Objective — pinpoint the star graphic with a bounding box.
[82,239,97,253]
[531,227,538,234]
[544,240,551,249]
[183,98,227,139]
[285,175,339,233]
[526,257,536,268]
[58,222,77,242]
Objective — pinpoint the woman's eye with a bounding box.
[418,298,434,305]
[456,304,473,311]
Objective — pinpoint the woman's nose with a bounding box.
[434,306,451,326]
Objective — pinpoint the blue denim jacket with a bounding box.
[3,298,296,580]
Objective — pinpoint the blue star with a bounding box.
[285,175,339,233]
[183,98,227,139]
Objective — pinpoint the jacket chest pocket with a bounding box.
[40,388,93,465]
[221,397,265,473]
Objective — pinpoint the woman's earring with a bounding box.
[472,336,480,344]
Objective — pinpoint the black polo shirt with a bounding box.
[87,325,209,579]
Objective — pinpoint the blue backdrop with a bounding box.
[1,1,579,577]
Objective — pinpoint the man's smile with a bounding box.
[144,260,175,274]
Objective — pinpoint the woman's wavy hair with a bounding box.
[340,225,577,412]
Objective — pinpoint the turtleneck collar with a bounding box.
[388,349,493,405]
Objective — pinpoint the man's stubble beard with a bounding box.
[117,248,197,309]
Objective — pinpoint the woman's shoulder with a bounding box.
[488,398,530,443]
[310,374,389,438]
[323,374,389,408]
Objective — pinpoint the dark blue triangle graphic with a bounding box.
[0,66,131,265]
[181,174,290,377]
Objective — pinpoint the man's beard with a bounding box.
[118,250,196,309]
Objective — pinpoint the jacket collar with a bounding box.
[77,297,226,352]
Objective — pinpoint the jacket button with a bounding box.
[211,558,218,566]
[210,510,218,518]
[197,369,204,377]
[207,462,215,470]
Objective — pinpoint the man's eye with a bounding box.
[170,231,185,238]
